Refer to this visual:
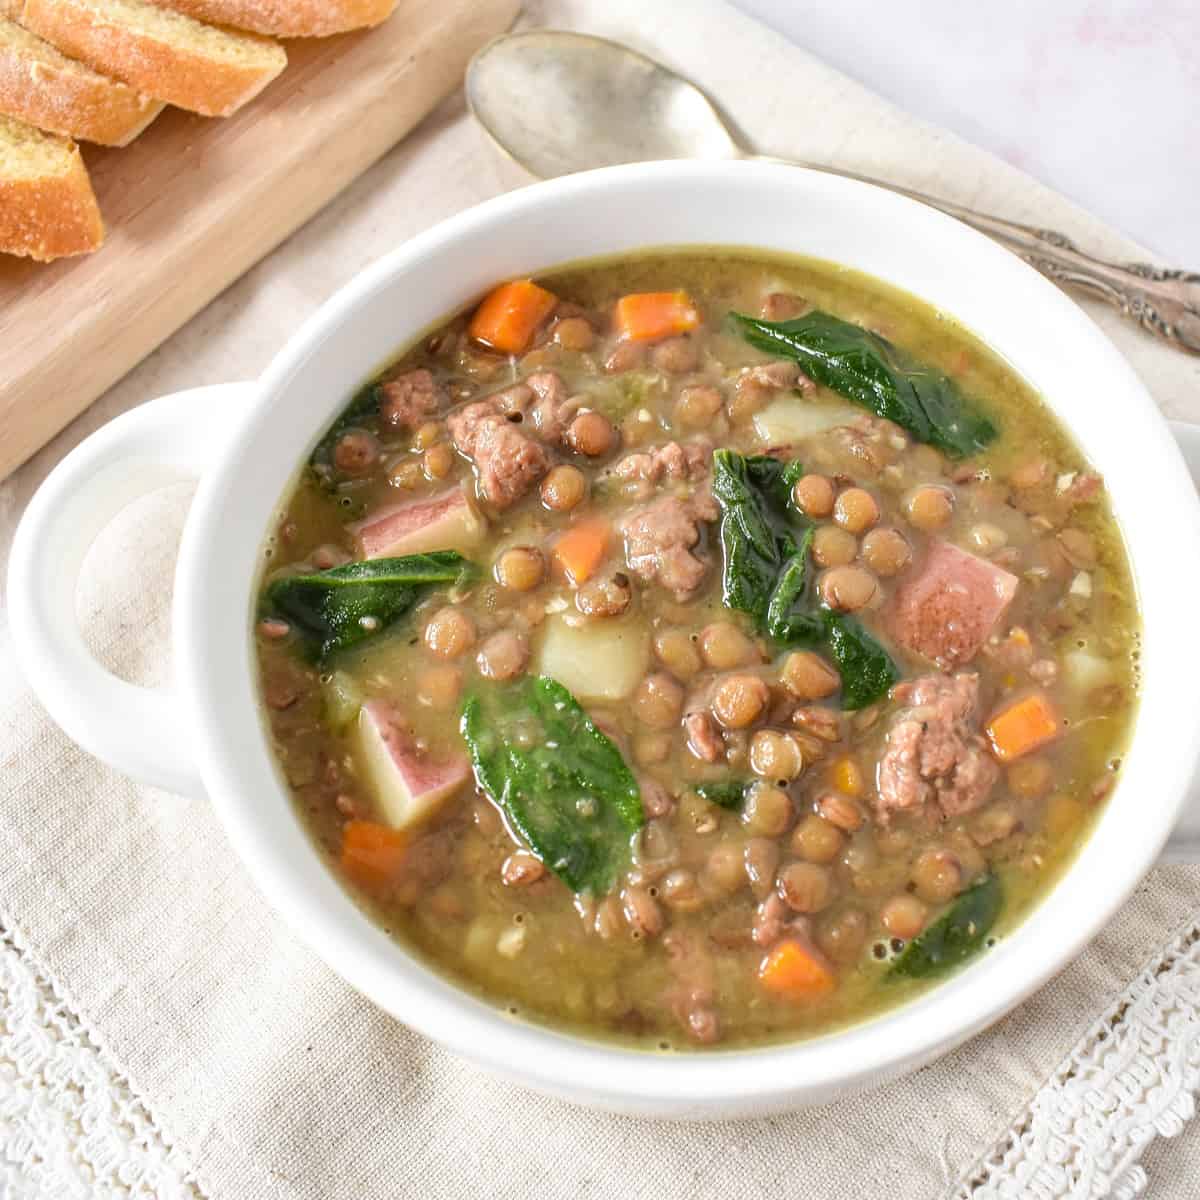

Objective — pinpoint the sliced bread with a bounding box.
[149,0,396,38]
[0,16,163,145]
[0,0,18,16]
[20,0,287,117]
[0,112,103,259]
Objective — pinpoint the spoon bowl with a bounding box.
[466,30,739,178]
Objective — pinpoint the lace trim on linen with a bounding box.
[957,919,1200,1200]
[0,919,206,1200]
[2,909,1198,1199]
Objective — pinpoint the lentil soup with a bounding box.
[256,250,1138,1050]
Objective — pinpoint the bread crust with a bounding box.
[152,0,396,37]
[0,22,163,145]
[22,0,288,117]
[0,129,103,259]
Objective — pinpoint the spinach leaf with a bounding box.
[766,528,824,646]
[712,449,807,634]
[823,611,898,710]
[730,310,997,459]
[889,873,1002,980]
[266,552,474,660]
[695,780,751,811]
[460,676,643,894]
[746,454,805,515]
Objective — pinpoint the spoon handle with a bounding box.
[772,161,1200,355]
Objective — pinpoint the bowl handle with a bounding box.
[1162,421,1200,863]
[7,384,254,798]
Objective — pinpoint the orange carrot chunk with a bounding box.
[758,937,837,1000]
[468,279,558,354]
[340,819,411,892]
[985,691,1061,762]
[552,516,610,586]
[614,291,700,342]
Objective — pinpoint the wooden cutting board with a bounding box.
[0,0,518,481]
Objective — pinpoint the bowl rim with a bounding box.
[173,159,1200,1108]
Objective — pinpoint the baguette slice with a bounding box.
[0,16,163,145]
[0,112,103,259]
[21,0,287,117]
[150,0,396,37]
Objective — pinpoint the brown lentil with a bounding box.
[417,664,462,710]
[501,850,546,886]
[910,848,964,905]
[818,564,879,612]
[621,885,663,937]
[675,384,724,428]
[541,464,587,511]
[744,838,781,901]
[699,622,759,670]
[905,484,955,531]
[778,861,834,913]
[655,628,703,679]
[816,908,868,963]
[494,546,545,592]
[476,630,529,681]
[413,421,444,450]
[566,410,617,457]
[633,673,685,729]
[749,730,804,781]
[424,607,476,659]
[712,674,770,729]
[660,869,705,912]
[576,573,633,617]
[794,473,835,518]
[880,894,928,940]
[790,813,844,864]
[860,527,912,576]
[741,783,792,837]
[651,335,700,374]
[422,442,455,480]
[553,316,595,351]
[834,487,880,534]
[780,651,840,700]
[816,792,866,832]
[812,525,858,568]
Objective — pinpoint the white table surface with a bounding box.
[731,0,1199,264]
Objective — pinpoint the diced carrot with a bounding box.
[340,819,411,892]
[758,937,837,1000]
[552,516,610,586]
[829,755,864,798]
[985,691,1061,762]
[614,291,700,342]
[468,279,558,354]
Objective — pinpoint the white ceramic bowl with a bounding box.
[11,162,1200,1118]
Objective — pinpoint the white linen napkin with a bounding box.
[2,2,1198,1197]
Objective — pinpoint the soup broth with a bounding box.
[256,250,1138,1049]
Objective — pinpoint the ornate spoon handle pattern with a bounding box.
[830,169,1200,356]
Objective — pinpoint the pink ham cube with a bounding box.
[356,700,472,830]
[350,485,485,559]
[888,539,1019,668]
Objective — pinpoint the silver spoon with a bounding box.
[466,30,1200,356]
